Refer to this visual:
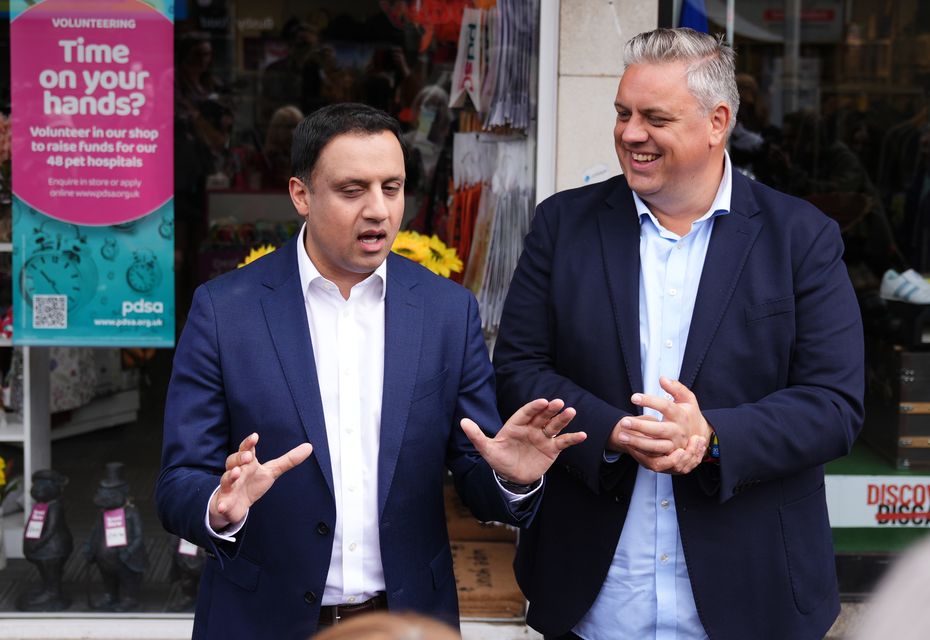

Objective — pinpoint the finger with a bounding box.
[511,398,558,428]
[459,418,490,455]
[618,415,672,440]
[265,442,313,479]
[618,431,675,455]
[526,398,567,431]
[543,406,576,437]
[553,430,587,450]
[631,391,673,416]
[659,377,697,405]
[238,432,259,452]
[219,464,242,491]
[225,448,254,471]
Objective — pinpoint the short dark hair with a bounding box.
[290,102,407,184]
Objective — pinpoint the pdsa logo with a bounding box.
[122,298,164,317]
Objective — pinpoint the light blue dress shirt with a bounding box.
[574,154,733,640]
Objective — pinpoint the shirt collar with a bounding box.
[296,222,387,301]
[633,150,733,231]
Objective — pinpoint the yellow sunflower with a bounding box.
[421,234,463,278]
[391,230,430,263]
[238,244,277,268]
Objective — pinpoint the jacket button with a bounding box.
[304,591,317,604]
[316,522,329,535]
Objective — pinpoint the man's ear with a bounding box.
[709,102,732,146]
[288,176,311,216]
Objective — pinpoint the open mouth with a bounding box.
[358,230,387,247]
[631,152,659,162]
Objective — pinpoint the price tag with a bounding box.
[24,502,49,539]
[103,508,127,548]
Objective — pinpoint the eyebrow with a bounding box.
[614,103,675,119]
[333,176,405,187]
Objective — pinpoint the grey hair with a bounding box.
[623,27,739,135]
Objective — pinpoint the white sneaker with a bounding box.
[880,269,930,304]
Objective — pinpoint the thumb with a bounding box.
[460,418,491,456]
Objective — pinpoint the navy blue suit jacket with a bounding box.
[156,238,526,639]
[494,172,864,640]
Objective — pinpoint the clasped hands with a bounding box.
[209,399,585,530]
[607,376,712,475]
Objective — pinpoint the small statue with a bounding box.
[17,469,73,611]
[168,535,204,611]
[83,462,148,611]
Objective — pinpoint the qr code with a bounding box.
[33,295,68,329]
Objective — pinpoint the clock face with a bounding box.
[126,261,162,293]
[21,251,96,311]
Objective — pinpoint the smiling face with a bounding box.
[613,60,730,228]
[289,130,405,296]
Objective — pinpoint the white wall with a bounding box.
[555,0,658,192]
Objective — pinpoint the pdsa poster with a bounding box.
[10,0,174,346]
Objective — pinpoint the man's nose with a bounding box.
[619,116,648,143]
[364,190,392,220]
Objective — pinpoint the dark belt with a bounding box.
[317,593,388,627]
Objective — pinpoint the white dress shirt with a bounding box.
[297,228,388,606]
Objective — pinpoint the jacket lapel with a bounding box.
[378,254,423,517]
[260,237,334,498]
[679,173,762,387]
[599,180,644,395]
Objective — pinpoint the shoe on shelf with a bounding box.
[880,269,930,304]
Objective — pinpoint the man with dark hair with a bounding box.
[494,29,864,640]
[156,102,584,639]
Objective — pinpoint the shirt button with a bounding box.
[348,484,357,492]
[668,288,677,296]
[349,543,357,552]
[660,553,669,564]
[664,340,673,349]
[347,596,357,603]
[660,499,670,509]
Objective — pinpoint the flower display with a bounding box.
[0,456,18,504]
[392,230,463,278]
[237,243,277,268]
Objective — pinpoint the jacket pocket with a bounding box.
[217,554,260,592]
[779,483,836,613]
[745,295,795,323]
[412,367,449,402]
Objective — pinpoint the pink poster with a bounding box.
[11,0,173,226]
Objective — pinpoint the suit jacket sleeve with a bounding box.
[155,284,241,562]
[494,200,633,496]
[703,217,864,502]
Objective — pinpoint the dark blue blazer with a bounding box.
[494,171,864,640]
[156,239,525,639]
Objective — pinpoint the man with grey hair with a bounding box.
[494,28,863,640]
